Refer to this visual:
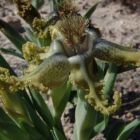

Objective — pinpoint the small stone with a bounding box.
[125,112,134,121]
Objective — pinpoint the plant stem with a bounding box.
[104,64,118,98]
[73,90,97,140]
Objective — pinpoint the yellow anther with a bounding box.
[0,67,24,92]
[22,42,45,64]
[13,0,31,17]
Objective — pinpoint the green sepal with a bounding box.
[24,27,42,47]
[24,27,51,47]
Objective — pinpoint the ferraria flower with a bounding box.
[1,13,140,115]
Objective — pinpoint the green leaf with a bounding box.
[94,115,109,133]
[51,82,72,120]
[73,90,98,140]
[118,64,139,73]
[20,121,45,140]
[38,35,52,47]
[116,118,140,140]
[103,64,118,98]
[0,19,26,52]
[95,58,108,79]
[0,122,30,140]
[30,88,54,128]
[0,133,11,140]
[84,2,100,19]
[31,0,45,9]
[0,107,15,125]
[51,127,67,140]
[0,54,16,75]
[22,99,53,139]
[0,91,31,124]
[0,48,24,59]
[105,120,125,140]
[106,118,140,140]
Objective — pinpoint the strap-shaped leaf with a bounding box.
[106,118,140,140]
[73,90,98,140]
[0,48,24,59]
[84,2,100,19]
[0,19,26,52]
[23,99,53,139]
[103,64,118,97]
[0,122,30,140]
[51,82,72,121]
[0,133,10,140]
[93,115,109,134]
[0,54,16,75]
[0,108,30,140]
[118,64,139,73]
[0,107,15,125]
[30,88,54,128]
[116,118,140,140]
[20,121,45,140]
[95,58,108,79]
[51,127,67,140]
[105,120,125,140]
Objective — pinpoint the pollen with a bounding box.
[32,17,45,31]
[32,17,48,39]
[13,0,31,18]
[22,42,45,64]
[0,67,25,92]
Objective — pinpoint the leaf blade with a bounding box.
[84,2,100,19]
[0,19,26,52]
